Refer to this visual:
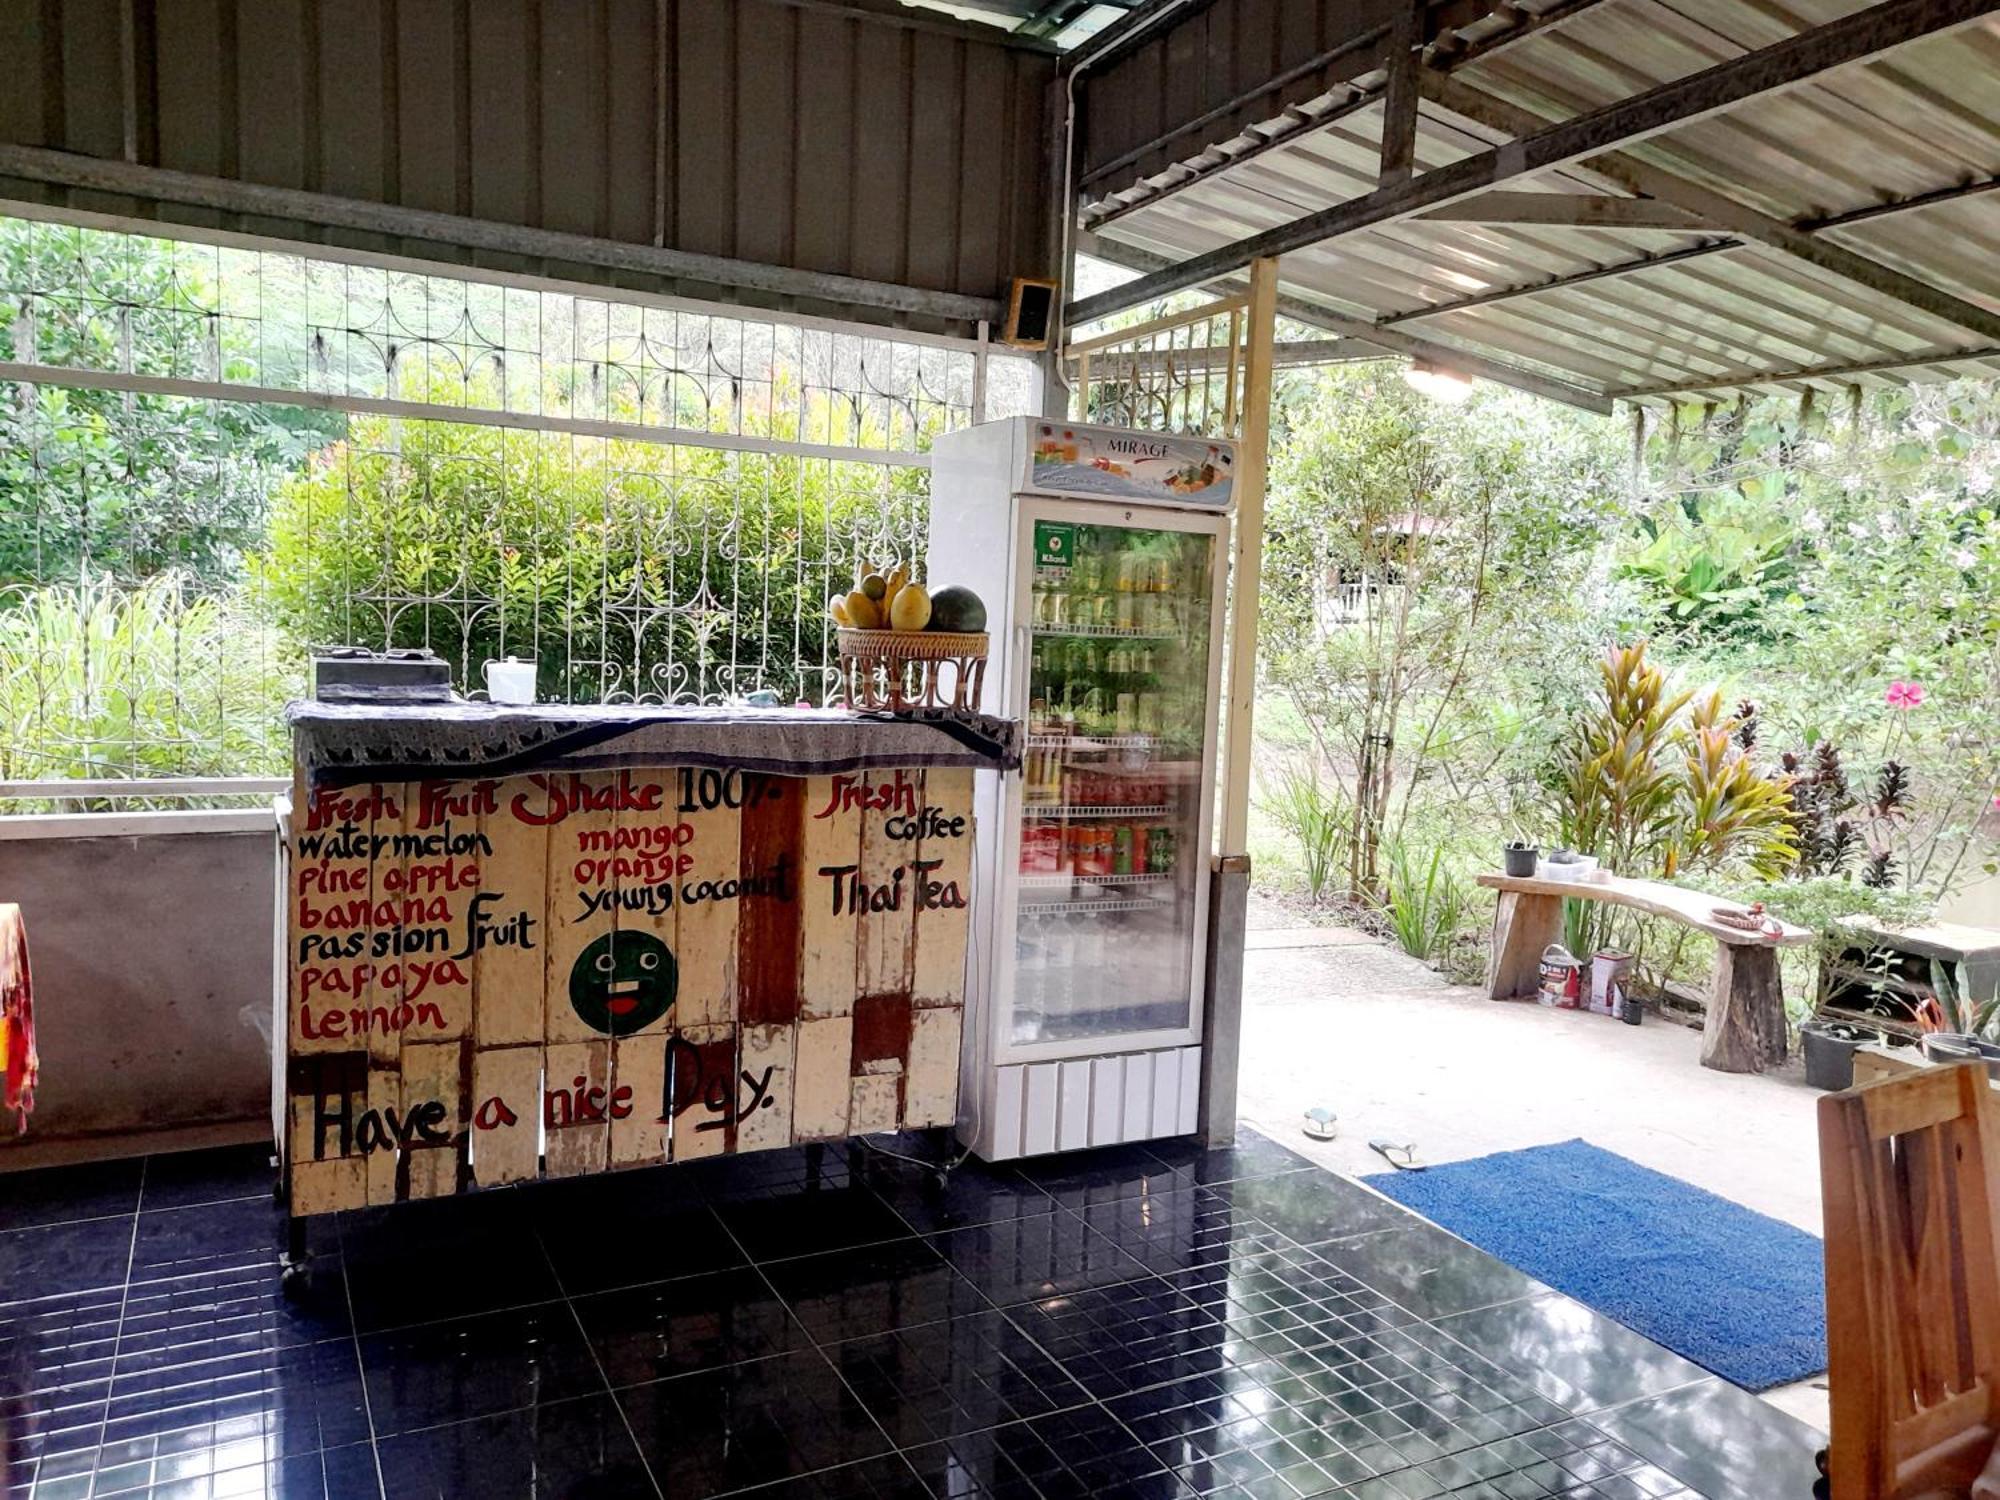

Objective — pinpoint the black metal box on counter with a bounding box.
[311,647,454,703]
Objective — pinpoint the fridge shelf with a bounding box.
[1024,733,1158,751]
[1021,804,1171,819]
[1032,623,1181,640]
[1017,872,1175,889]
[1020,897,1161,916]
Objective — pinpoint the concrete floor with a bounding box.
[1236,907,1831,1436]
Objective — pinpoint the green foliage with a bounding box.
[1550,642,1800,882]
[0,574,296,781]
[1553,641,1693,874]
[1259,765,1351,902]
[1927,958,2000,1038]
[1376,837,1472,962]
[1640,384,1999,897]
[1671,870,1929,935]
[1617,493,1795,638]
[1678,692,1800,878]
[255,413,926,705]
[0,219,336,587]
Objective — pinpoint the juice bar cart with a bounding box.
[929,417,1232,1160]
[276,699,1017,1259]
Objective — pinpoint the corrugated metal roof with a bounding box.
[0,0,1057,336]
[1079,0,2000,403]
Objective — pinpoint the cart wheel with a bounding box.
[280,1260,312,1300]
[1814,1448,1828,1477]
[923,1166,949,1198]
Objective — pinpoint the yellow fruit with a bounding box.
[830,595,852,626]
[889,582,932,632]
[844,590,881,628]
[885,566,908,598]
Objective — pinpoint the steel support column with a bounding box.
[1201,254,1278,1150]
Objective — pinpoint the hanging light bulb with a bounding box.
[1402,360,1475,403]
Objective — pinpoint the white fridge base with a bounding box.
[961,1045,1203,1162]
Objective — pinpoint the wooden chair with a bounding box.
[1821,1062,2000,1498]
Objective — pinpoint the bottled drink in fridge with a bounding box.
[991,497,1220,1053]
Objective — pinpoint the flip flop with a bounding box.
[1369,1139,1426,1171]
[1302,1107,1338,1142]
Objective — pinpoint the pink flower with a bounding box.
[1885,680,1926,709]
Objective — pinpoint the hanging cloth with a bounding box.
[0,904,35,1134]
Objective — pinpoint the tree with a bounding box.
[1260,365,1630,898]
[0,217,335,589]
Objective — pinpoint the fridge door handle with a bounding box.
[1011,623,1033,719]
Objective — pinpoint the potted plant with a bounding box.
[1923,959,2000,1078]
[1800,1018,1884,1091]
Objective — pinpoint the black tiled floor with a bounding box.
[0,1126,1821,1498]
[134,1144,275,1214]
[1311,1222,1549,1321]
[930,1210,1153,1306]
[359,1300,605,1436]
[1433,1293,1712,1415]
[830,1309,1090,1446]
[0,1160,143,1232]
[573,1266,805,1385]
[618,1348,894,1494]
[762,1237,987,1341]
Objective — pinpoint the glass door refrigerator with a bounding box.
[929,418,1232,1161]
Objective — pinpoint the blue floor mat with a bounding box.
[1364,1138,1825,1390]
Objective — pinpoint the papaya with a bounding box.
[843,590,882,629]
[889,582,932,632]
[926,584,986,633]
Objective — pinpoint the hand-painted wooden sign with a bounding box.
[283,764,971,1213]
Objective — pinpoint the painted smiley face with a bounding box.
[568,931,678,1036]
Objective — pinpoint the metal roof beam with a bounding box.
[1416,70,2000,344]
[1414,193,1706,228]
[1079,0,1610,219]
[1381,172,2000,326]
[1070,338,1379,375]
[0,143,1004,326]
[1077,233,1614,412]
[1613,342,2000,398]
[1066,0,2000,328]
[1378,1,1425,187]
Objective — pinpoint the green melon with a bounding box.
[926,584,987,633]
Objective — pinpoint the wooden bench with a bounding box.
[1477,872,1815,1074]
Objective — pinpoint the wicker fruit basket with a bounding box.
[836,628,989,712]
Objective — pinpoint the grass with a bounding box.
[1378,836,1473,963]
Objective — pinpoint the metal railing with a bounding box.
[0,210,1040,783]
[0,775,288,836]
[1063,300,1248,439]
